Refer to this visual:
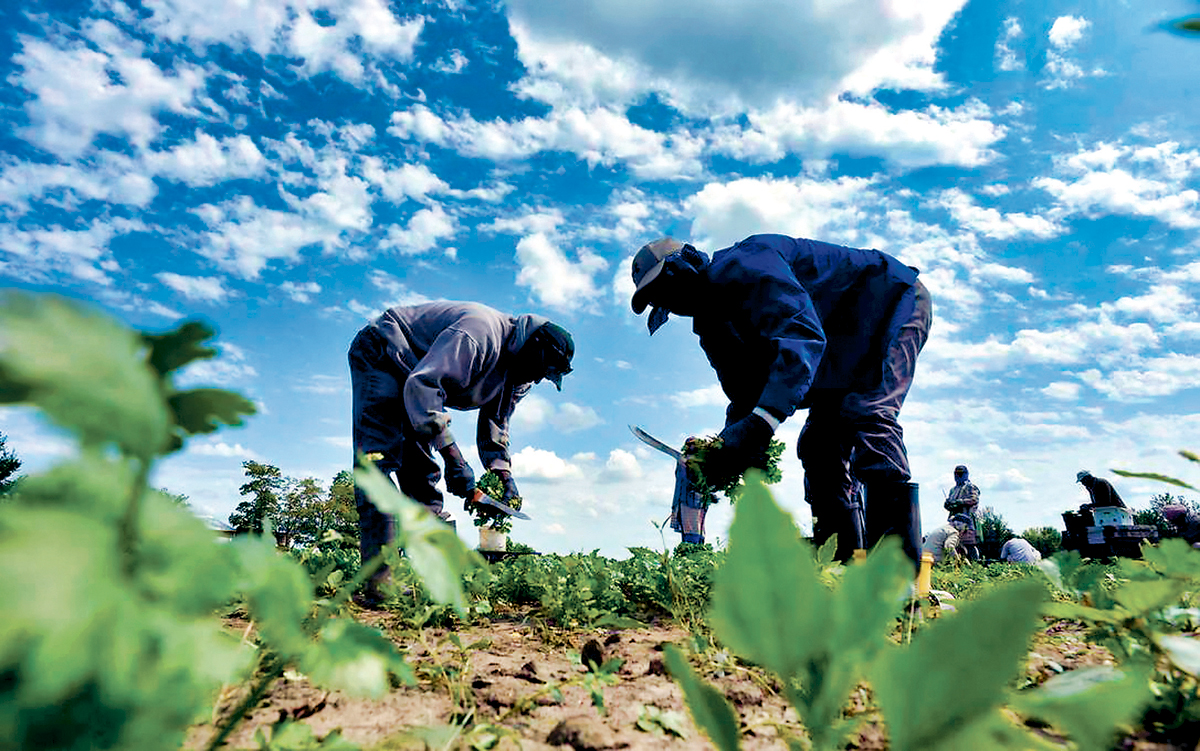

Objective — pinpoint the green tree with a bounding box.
[277,476,325,548]
[1133,492,1200,539]
[157,487,190,507]
[228,460,284,536]
[977,505,1014,558]
[328,469,359,544]
[0,431,22,494]
[1020,526,1062,558]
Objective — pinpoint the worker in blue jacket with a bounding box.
[630,234,932,563]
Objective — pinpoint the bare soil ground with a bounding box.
[186,612,1177,751]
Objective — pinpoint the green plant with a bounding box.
[0,292,480,751]
[665,473,1156,750]
[684,436,786,505]
[1021,526,1063,558]
[468,470,519,534]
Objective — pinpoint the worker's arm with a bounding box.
[403,327,484,449]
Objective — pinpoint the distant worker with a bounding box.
[999,537,1042,563]
[944,464,981,561]
[349,301,574,604]
[629,234,931,563]
[1076,471,1127,509]
[1159,504,1200,548]
[922,514,972,565]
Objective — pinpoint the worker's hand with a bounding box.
[439,443,475,499]
[493,468,521,505]
[707,413,774,487]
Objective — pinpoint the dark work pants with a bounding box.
[799,281,932,538]
[349,327,446,566]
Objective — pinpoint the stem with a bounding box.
[205,658,287,751]
[118,459,152,579]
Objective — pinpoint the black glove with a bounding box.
[439,443,475,499]
[708,414,774,486]
[493,468,521,504]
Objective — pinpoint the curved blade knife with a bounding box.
[629,425,682,460]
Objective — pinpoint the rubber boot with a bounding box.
[864,481,922,569]
[681,533,704,544]
[812,504,866,563]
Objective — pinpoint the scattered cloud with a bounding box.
[156,272,233,303]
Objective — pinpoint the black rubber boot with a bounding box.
[812,503,866,563]
[864,481,922,569]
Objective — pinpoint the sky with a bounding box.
[2,0,1200,558]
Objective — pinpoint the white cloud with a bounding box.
[192,196,321,279]
[936,188,1061,240]
[388,104,705,180]
[514,232,608,311]
[366,270,431,308]
[1048,16,1089,49]
[279,280,322,303]
[1042,381,1081,400]
[361,158,449,203]
[0,218,141,285]
[1080,355,1200,400]
[685,175,879,251]
[156,272,232,303]
[431,49,468,74]
[510,446,585,481]
[140,0,424,85]
[177,342,257,387]
[504,0,968,110]
[995,16,1023,72]
[550,402,603,432]
[1043,16,1102,90]
[669,384,726,409]
[144,132,267,187]
[0,153,156,213]
[599,448,642,482]
[1033,141,1200,228]
[12,22,208,158]
[380,203,457,255]
[190,440,259,459]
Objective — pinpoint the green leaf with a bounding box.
[636,704,689,738]
[1112,578,1191,615]
[1012,666,1151,751]
[871,579,1046,750]
[142,320,218,376]
[1111,469,1195,491]
[708,474,828,681]
[232,534,315,659]
[168,388,256,436]
[355,457,485,618]
[663,645,740,751]
[0,292,170,457]
[1156,634,1200,676]
[301,619,408,697]
[1041,601,1128,624]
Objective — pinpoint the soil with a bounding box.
[185,612,1164,751]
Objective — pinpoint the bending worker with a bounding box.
[630,234,932,563]
[1076,470,1127,509]
[349,301,574,598]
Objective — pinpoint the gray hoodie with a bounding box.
[371,301,547,471]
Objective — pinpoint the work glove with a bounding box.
[439,442,475,499]
[493,468,521,505]
[706,413,774,488]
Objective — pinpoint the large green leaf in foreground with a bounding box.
[0,292,170,458]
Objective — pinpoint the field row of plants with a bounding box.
[5,292,1200,750]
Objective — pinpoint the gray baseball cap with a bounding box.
[630,237,685,314]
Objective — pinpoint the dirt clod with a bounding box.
[547,715,619,750]
[581,639,604,672]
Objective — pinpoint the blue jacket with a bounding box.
[693,234,920,424]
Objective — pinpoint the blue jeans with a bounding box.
[349,326,446,564]
[799,281,932,521]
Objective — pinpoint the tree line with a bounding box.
[227,460,358,549]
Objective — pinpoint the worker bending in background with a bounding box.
[349,301,574,604]
[629,233,932,563]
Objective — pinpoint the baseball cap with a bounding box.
[630,237,685,314]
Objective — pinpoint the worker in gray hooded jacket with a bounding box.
[349,301,574,584]
[630,234,932,564]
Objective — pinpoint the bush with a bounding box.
[1021,526,1062,558]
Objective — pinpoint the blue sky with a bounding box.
[2,0,1200,556]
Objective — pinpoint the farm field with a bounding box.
[175,554,1164,751]
[7,295,1200,751]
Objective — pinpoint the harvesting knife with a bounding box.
[629,425,682,460]
[468,487,531,520]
